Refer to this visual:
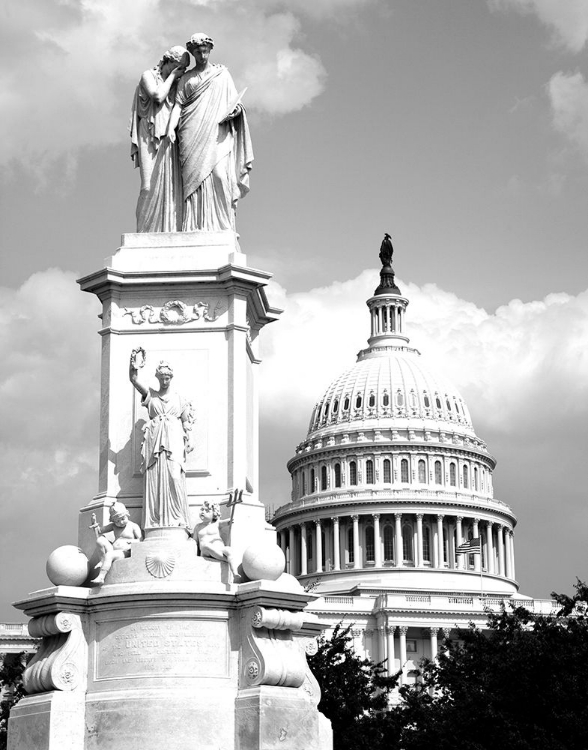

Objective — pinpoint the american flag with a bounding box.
[456,537,481,554]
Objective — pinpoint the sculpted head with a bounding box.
[200,500,221,522]
[110,502,130,527]
[187,33,213,68]
[155,361,173,388]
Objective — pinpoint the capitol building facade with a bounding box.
[273,240,553,686]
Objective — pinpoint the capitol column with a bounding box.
[373,514,382,567]
[352,514,360,568]
[436,514,444,568]
[416,514,424,567]
[300,522,307,576]
[509,530,516,580]
[394,513,403,567]
[386,625,396,677]
[429,627,439,661]
[505,528,513,579]
[331,517,341,571]
[288,527,296,575]
[456,516,464,569]
[497,525,506,576]
[473,518,481,572]
[399,626,408,685]
[315,519,323,573]
[485,521,494,574]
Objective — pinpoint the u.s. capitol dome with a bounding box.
[272,237,551,688]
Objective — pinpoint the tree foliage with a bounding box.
[308,622,400,750]
[310,581,588,750]
[0,652,26,750]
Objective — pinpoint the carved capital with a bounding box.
[442,627,451,638]
[399,626,408,636]
[351,514,359,522]
[437,514,444,522]
[314,518,322,528]
[385,625,396,635]
[416,513,424,521]
[331,516,340,525]
[428,627,440,637]
[372,513,380,521]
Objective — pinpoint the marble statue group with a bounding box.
[130,33,253,233]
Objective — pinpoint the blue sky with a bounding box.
[1,0,588,618]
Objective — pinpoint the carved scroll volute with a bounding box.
[299,634,322,706]
[23,612,87,694]
[240,606,307,689]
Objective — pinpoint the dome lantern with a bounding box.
[367,233,409,349]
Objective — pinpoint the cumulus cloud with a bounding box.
[0,0,378,173]
[490,0,588,52]
[548,71,588,160]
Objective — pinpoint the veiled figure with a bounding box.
[130,353,194,530]
[129,46,189,232]
[168,33,253,231]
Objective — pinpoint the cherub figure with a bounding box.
[90,502,142,584]
[194,500,238,575]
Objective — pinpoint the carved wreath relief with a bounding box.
[123,299,223,325]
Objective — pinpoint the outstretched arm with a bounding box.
[129,348,149,398]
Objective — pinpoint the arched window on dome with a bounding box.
[473,466,479,492]
[343,395,350,412]
[396,390,405,407]
[366,460,374,484]
[402,524,413,562]
[323,402,330,420]
[333,399,339,415]
[307,531,313,562]
[349,461,358,486]
[302,472,306,496]
[355,394,363,409]
[347,526,354,565]
[435,395,442,410]
[383,525,394,561]
[418,459,426,483]
[410,391,417,409]
[449,463,456,487]
[365,526,375,563]
[401,458,409,483]
[383,459,391,484]
[383,392,390,407]
[434,460,442,485]
[423,526,431,562]
[423,393,430,408]
[446,398,451,411]
[368,392,375,408]
[334,463,342,488]
[321,466,327,491]
[310,468,315,493]
[463,465,469,489]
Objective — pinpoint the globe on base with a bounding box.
[242,543,285,581]
[46,545,90,587]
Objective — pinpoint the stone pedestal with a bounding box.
[9,232,332,750]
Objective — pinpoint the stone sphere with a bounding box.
[46,546,90,587]
[242,543,285,581]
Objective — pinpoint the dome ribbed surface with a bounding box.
[307,348,475,438]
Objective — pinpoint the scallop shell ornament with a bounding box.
[145,552,176,578]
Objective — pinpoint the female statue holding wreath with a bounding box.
[129,348,194,531]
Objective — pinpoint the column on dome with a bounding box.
[416,514,424,568]
[429,627,439,661]
[456,516,464,570]
[436,514,444,569]
[485,521,494,574]
[373,514,382,568]
[497,525,506,576]
[386,625,396,677]
[315,519,323,573]
[300,522,307,576]
[505,527,513,579]
[288,527,296,575]
[399,626,408,685]
[332,516,341,571]
[447,520,455,569]
[394,513,403,567]
[279,528,288,571]
[509,530,516,580]
[352,514,360,569]
[377,620,386,667]
[473,518,481,572]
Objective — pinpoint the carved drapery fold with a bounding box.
[23,612,87,694]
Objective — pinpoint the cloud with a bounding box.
[0,0,379,173]
[548,71,588,160]
[489,0,588,53]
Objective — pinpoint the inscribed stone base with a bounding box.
[235,686,333,750]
